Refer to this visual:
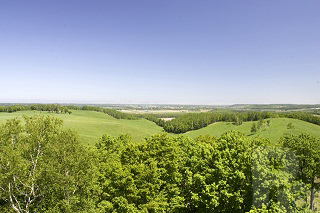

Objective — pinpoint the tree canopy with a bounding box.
[0,115,98,213]
[0,115,318,212]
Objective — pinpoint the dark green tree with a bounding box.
[266,120,271,128]
[251,123,257,134]
[257,119,264,131]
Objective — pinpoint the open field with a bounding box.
[1,111,320,146]
[0,110,163,146]
[185,117,320,144]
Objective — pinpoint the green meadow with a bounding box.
[0,110,163,146]
[185,117,320,144]
[1,110,320,145]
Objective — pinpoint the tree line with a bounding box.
[1,115,319,212]
[157,111,273,133]
[0,104,138,119]
[0,104,72,114]
[81,106,140,120]
[284,112,320,126]
[135,113,181,127]
[0,105,29,113]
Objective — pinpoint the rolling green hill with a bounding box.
[185,117,320,144]
[0,110,163,146]
[1,111,320,145]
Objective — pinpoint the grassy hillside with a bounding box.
[1,111,320,145]
[0,110,163,146]
[185,117,320,144]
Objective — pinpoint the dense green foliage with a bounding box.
[281,134,320,210]
[0,115,98,212]
[94,132,315,212]
[0,115,319,212]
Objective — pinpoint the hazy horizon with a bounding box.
[1,101,320,106]
[1,1,319,104]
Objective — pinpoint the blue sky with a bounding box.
[0,0,319,104]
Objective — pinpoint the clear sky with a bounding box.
[1,0,319,104]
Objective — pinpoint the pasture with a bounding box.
[0,110,163,146]
[1,110,320,145]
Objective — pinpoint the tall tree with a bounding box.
[0,115,99,213]
[251,123,257,134]
[281,134,320,210]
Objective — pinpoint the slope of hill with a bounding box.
[184,117,320,144]
[1,111,320,145]
[0,110,163,145]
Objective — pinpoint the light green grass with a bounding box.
[185,118,320,144]
[1,111,320,145]
[0,110,163,146]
